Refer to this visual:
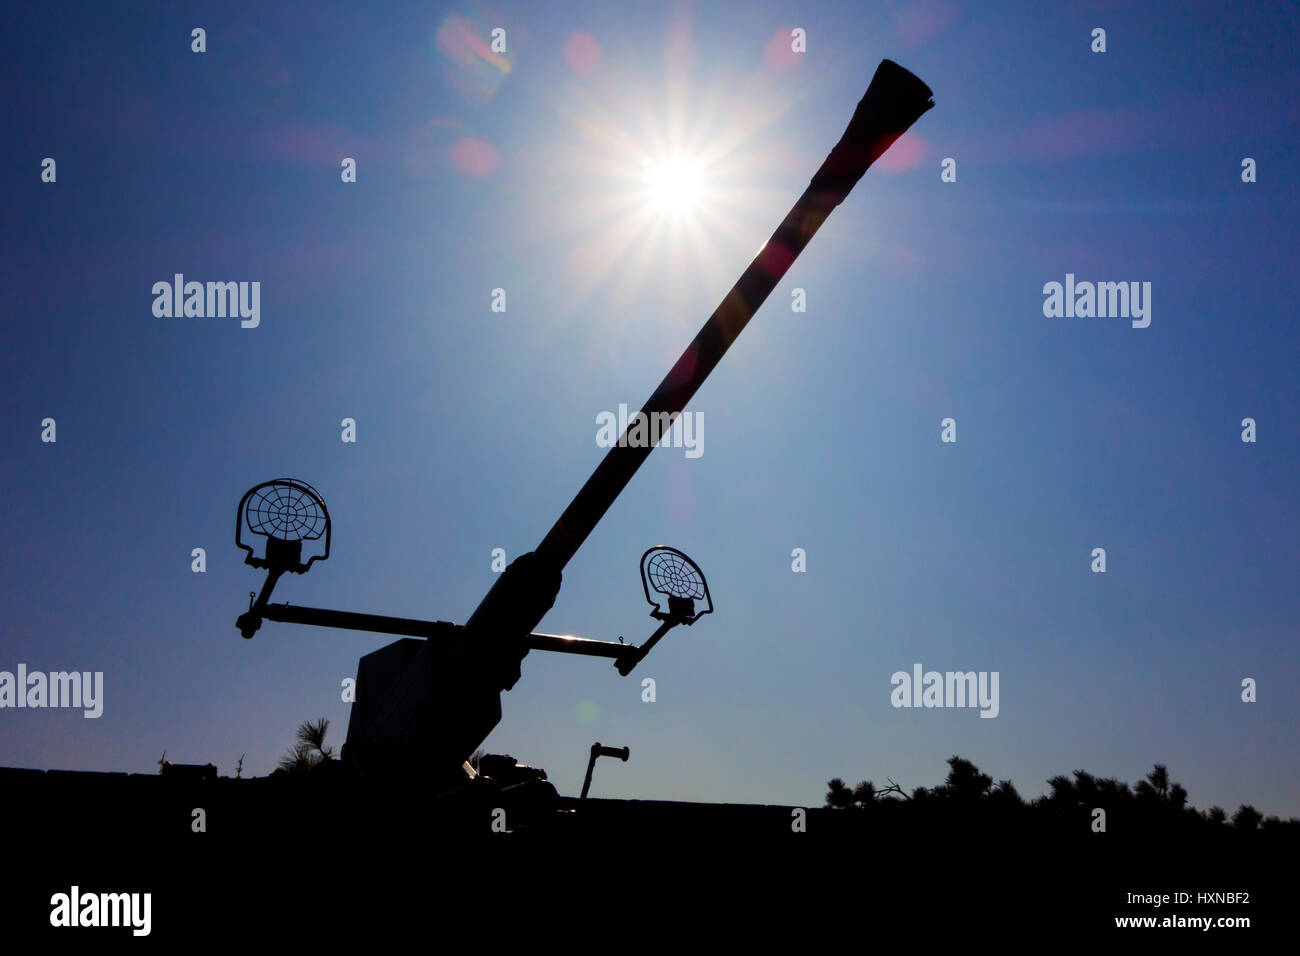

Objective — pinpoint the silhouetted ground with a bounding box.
[3,761,1290,940]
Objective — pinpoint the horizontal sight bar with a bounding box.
[527,632,634,659]
[258,603,460,640]
[255,604,635,658]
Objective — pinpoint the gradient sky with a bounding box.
[2,0,1298,818]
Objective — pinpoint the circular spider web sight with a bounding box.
[246,483,328,542]
[641,546,712,624]
[236,478,331,573]
[646,550,705,600]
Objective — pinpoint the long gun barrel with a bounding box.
[534,60,935,571]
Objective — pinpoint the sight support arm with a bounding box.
[231,484,696,674]
[235,537,714,685]
[245,600,643,663]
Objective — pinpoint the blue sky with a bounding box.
[2,0,1298,817]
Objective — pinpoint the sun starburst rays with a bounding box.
[520,43,809,326]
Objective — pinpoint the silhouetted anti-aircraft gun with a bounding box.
[233,59,934,801]
[234,478,709,790]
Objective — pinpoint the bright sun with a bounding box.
[541,57,806,310]
[642,157,704,214]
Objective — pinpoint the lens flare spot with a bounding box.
[448,136,500,175]
[874,132,928,172]
[893,0,961,45]
[564,33,601,75]
[764,28,802,70]
[434,14,512,103]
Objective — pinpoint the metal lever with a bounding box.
[580,742,630,799]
